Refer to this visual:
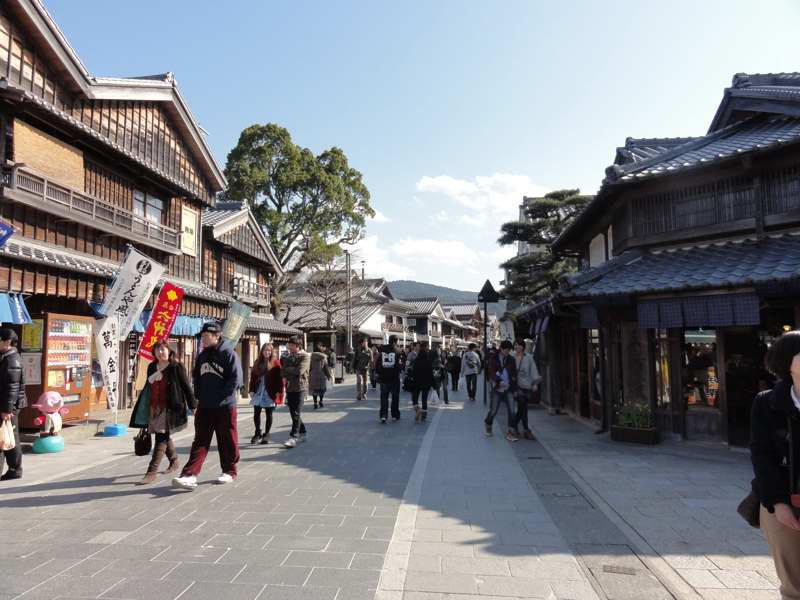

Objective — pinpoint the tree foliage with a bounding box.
[498,189,591,304]
[224,123,374,281]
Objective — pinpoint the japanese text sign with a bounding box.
[138,283,184,361]
[99,247,164,338]
[95,316,120,411]
[221,301,252,347]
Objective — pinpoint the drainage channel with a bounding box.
[516,450,676,600]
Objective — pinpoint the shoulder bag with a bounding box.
[133,427,152,456]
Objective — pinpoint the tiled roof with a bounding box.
[246,313,301,335]
[442,303,479,318]
[402,298,440,315]
[606,116,800,183]
[0,237,231,304]
[201,202,246,226]
[564,234,800,298]
[279,301,379,330]
[613,137,701,166]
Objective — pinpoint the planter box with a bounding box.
[610,425,660,445]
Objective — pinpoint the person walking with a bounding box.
[461,343,481,402]
[353,338,372,401]
[512,339,539,441]
[345,347,355,375]
[0,329,25,481]
[447,349,462,392]
[282,335,310,448]
[751,331,800,598]
[310,342,333,409]
[172,322,242,490]
[130,341,195,485]
[484,340,518,441]
[411,341,434,422]
[430,347,447,405]
[377,335,402,423]
[248,342,283,444]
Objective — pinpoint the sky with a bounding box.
[45,0,800,291]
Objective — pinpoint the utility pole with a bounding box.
[361,260,365,282]
[345,250,352,351]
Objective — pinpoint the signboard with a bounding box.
[499,319,515,342]
[0,219,15,248]
[21,319,44,352]
[95,315,120,411]
[221,301,252,346]
[181,205,198,257]
[20,352,41,385]
[138,283,185,361]
[99,247,164,338]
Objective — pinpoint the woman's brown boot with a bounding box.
[163,439,180,475]
[138,442,166,485]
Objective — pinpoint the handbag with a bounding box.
[0,419,15,451]
[737,481,760,528]
[133,427,152,456]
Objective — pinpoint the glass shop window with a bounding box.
[683,329,719,410]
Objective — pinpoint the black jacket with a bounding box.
[750,379,800,512]
[192,340,242,409]
[353,346,372,372]
[376,344,402,384]
[0,348,26,415]
[412,350,435,388]
[130,361,196,432]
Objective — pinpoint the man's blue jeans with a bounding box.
[485,389,515,429]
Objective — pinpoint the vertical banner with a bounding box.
[138,283,185,361]
[99,247,164,337]
[95,316,120,411]
[221,301,252,347]
[0,219,15,247]
[499,319,515,342]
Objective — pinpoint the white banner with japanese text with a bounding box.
[95,315,120,411]
[99,247,164,338]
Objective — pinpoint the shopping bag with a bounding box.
[458,375,465,391]
[0,419,15,451]
[129,385,151,429]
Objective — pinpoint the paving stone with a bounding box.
[166,561,247,582]
[712,569,776,590]
[403,572,479,595]
[259,585,338,600]
[204,533,271,550]
[266,536,331,551]
[676,568,726,589]
[476,575,553,598]
[282,550,354,568]
[441,556,510,576]
[102,558,179,579]
[350,553,385,570]
[232,564,313,586]
[305,567,382,588]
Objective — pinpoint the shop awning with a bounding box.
[0,293,31,324]
[636,293,760,329]
[132,311,211,336]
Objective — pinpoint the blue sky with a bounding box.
[46,0,800,291]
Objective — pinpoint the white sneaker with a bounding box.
[216,473,234,485]
[283,437,298,448]
[172,475,197,491]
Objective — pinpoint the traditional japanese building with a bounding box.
[544,72,800,445]
[0,0,241,425]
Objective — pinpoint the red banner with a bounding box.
[138,283,184,361]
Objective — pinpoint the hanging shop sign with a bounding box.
[21,319,44,352]
[138,283,185,361]
[0,219,15,248]
[99,247,164,338]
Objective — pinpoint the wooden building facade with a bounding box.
[0,0,295,427]
[540,73,800,446]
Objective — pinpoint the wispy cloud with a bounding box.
[371,210,390,223]
[393,238,479,268]
[345,235,414,281]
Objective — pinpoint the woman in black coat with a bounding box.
[130,341,196,485]
[751,331,800,597]
[411,341,434,422]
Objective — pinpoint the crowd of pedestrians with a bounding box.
[0,320,542,487]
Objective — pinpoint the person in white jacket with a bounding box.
[513,339,540,440]
[460,343,482,401]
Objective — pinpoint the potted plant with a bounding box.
[611,403,659,444]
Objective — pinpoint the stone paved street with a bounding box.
[0,380,779,600]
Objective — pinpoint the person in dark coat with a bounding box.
[446,350,462,392]
[130,340,195,485]
[411,341,435,422]
[173,322,242,490]
[0,328,25,481]
[484,340,518,441]
[751,331,800,597]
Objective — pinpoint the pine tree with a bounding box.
[498,189,591,304]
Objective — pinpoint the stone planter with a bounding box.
[610,425,660,445]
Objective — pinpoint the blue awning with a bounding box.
[0,293,31,325]
[132,310,211,336]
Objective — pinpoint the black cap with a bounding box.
[201,322,221,334]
